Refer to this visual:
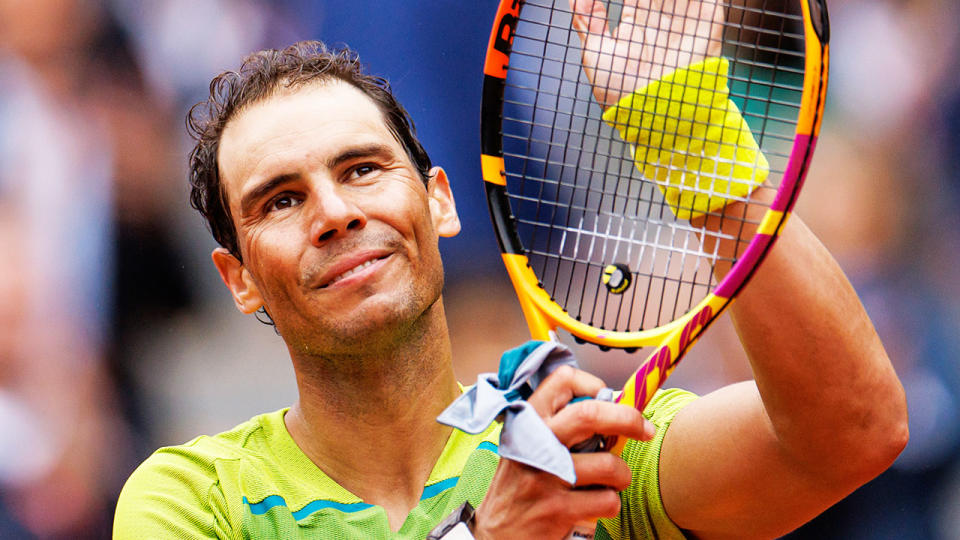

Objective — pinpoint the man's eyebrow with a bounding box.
[238,143,397,215]
[326,143,395,170]
[239,173,298,215]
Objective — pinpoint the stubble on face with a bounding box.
[217,81,451,368]
[283,232,447,363]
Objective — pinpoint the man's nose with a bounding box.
[307,186,367,245]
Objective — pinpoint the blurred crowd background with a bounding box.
[0,0,957,538]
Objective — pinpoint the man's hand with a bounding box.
[472,366,655,539]
[570,0,725,108]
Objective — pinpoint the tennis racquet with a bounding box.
[480,0,829,486]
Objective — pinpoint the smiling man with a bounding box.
[115,6,907,538]
[210,76,470,533]
[213,82,457,359]
[115,44,654,538]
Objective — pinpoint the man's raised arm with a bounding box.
[570,0,908,537]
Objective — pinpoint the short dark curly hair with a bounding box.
[187,41,433,260]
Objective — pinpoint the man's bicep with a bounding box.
[658,381,845,539]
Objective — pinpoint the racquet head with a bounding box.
[481,0,830,420]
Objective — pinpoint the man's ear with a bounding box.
[426,167,461,238]
[211,248,264,314]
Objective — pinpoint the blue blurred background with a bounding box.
[0,0,957,537]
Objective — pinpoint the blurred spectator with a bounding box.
[110,0,303,109]
[0,0,126,536]
[84,3,197,441]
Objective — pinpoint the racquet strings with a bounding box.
[500,0,806,336]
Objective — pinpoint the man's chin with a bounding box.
[281,278,444,354]
[308,300,432,352]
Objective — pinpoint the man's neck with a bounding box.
[283,301,461,531]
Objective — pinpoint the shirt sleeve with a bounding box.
[114,444,235,539]
[597,388,698,540]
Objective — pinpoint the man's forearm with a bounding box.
[729,212,908,477]
[659,201,909,539]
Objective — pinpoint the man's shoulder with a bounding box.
[114,409,288,538]
[150,408,285,466]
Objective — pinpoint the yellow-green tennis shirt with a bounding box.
[114,389,695,539]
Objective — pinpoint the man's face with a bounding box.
[213,81,460,355]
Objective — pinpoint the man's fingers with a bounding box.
[705,1,726,56]
[572,451,634,491]
[569,0,609,97]
[619,0,657,35]
[570,0,610,41]
[550,399,655,446]
[526,365,607,417]
[564,485,624,520]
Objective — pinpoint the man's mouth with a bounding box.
[318,254,390,289]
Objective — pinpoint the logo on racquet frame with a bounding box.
[602,263,632,294]
[632,304,714,405]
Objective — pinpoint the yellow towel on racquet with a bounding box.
[602,57,769,220]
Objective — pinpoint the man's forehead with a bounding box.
[217,80,396,195]
[224,79,391,151]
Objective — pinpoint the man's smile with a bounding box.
[312,250,393,289]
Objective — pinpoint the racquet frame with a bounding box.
[481,0,830,438]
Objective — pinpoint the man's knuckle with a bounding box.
[552,364,577,382]
[599,489,622,516]
[597,452,620,474]
[574,400,601,425]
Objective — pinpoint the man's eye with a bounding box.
[267,194,301,212]
[350,164,378,179]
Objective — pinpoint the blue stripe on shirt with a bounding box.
[244,440,499,520]
[244,495,373,520]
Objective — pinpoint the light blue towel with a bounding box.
[437,341,612,485]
